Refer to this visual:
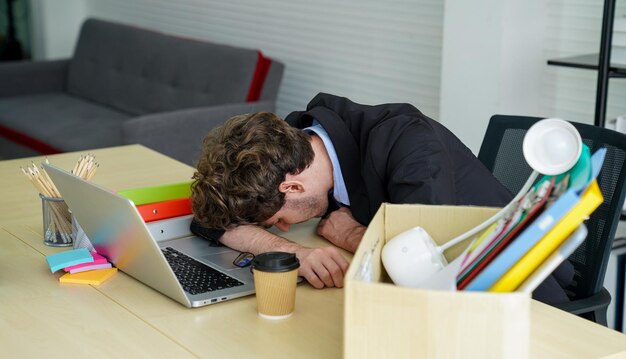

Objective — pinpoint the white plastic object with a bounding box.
[382,227,448,287]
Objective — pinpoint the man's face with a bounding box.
[261,193,328,232]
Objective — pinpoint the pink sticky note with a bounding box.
[64,252,108,272]
[68,262,113,274]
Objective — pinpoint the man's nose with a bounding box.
[275,222,291,232]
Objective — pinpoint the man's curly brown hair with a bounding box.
[191,112,314,230]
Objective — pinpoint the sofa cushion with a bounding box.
[67,19,260,116]
[0,93,131,152]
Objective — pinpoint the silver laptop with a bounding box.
[44,163,255,308]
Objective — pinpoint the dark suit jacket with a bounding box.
[285,93,573,305]
[285,93,513,224]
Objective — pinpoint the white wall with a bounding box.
[439,0,548,153]
[29,0,88,59]
[440,0,626,153]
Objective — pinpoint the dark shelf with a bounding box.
[548,54,626,78]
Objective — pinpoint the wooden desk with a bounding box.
[2,145,626,358]
[4,221,344,358]
[0,225,194,358]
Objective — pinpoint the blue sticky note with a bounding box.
[46,248,94,273]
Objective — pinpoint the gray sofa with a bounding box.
[0,18,284,164]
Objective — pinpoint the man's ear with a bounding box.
[278,180,305,194]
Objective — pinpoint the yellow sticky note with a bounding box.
[59,268,118,285]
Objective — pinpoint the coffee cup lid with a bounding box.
[252,252,300,273]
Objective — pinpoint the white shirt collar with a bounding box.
[303,121,350,206]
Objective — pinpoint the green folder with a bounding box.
[117,181,193,205]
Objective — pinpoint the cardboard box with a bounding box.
[345,204,530,359]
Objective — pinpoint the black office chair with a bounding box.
[478,114,626,325]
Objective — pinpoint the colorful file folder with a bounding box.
[462,147,606,292]
[117,181,193,205]
[135,197,192,222]
[516,225,588,293]
[490,180,603,292]
[462,183,580,291]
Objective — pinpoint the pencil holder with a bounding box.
[40,194,74,247]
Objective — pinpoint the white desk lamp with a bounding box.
[382,118,583,288]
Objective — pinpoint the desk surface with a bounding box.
[2,145,626,358]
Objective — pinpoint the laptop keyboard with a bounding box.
[161,247,244,295]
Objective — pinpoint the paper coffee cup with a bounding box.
[252,252,300,319]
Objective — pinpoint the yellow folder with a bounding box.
[489,180,603,292]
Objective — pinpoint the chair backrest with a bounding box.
[478,114,626,300]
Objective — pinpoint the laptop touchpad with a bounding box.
[201,253,240,271]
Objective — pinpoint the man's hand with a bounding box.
[294,246,349,289]
[219,224,349,288]
[317,207,366,253]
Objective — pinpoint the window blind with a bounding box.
[86,0,444,119]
